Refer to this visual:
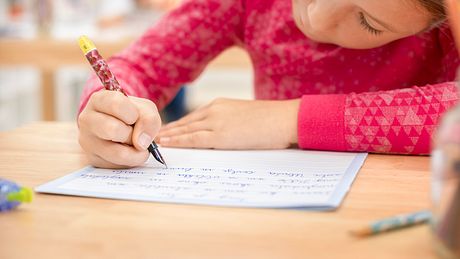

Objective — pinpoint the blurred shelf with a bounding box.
[0,37,252,121]
[0,38,251,69]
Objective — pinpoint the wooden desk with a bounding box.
[0,122,435,259]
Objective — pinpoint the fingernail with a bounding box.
[160,137,170,144]
[138,132,152,150]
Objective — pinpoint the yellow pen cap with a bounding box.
[7,187,33,203]
[78,35,96,55]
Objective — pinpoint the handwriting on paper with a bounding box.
[37,148,367,209]
[61,167,344,204]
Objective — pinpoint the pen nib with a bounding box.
[148,143,167,168]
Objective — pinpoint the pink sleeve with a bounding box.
[298,83,459,154]
[298,27,460,155]
[79,0,244,113]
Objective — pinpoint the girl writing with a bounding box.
[78,0,459,168]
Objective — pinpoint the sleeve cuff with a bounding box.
[297,94,346,151]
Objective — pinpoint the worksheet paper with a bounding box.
[36,148,367,210]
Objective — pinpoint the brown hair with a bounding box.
[416,0,447,23]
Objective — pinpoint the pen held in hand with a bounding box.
[78,35,167,167]
[350,210,432,237]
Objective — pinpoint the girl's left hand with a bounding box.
[157,98,300,149]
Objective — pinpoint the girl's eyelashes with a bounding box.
[358,12,383,36]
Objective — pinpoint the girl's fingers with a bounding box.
[162,106,208,130]
[158,121,209,138]
[159,131,214,148]
[79,133,149,167]
[80,111,133,144]
[129,96,162,151]
[86,153,131,169]
[88,90,139,125]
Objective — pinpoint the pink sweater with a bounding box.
[81,0,460,154]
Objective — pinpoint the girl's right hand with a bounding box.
[78,90,162,168]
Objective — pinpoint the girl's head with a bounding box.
[292,0,446,49]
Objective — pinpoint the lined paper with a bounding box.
[36,148,367,210]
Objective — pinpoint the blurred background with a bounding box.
[0,0,253,131]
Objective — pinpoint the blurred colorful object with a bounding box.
[431,1,460,258]
[0,178,33,212]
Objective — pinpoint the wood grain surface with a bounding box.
[0,122,436,259]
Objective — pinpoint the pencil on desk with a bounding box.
[350,210,432,237]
